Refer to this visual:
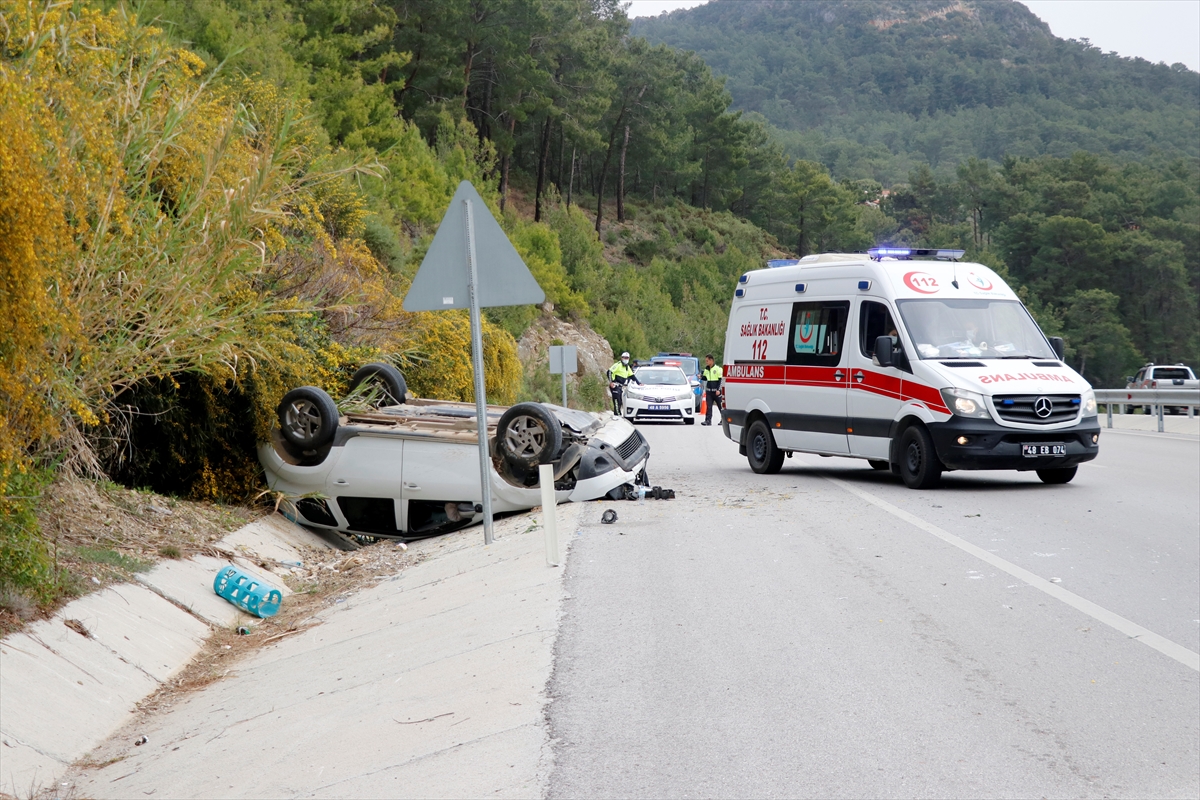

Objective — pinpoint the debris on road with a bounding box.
[601,509,618,524]
[133,735,148,746]
[64,619,92,638]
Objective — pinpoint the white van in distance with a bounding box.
[720,249,1101,488]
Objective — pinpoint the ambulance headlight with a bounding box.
[940,388,990,419]
[1082,389,1097,417]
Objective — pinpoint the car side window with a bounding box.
[788,301,849,367]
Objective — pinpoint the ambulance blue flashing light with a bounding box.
[735,288,745,298]
[767,259,801,268]
[795,283,807,293]
[739,273,749,283]
[867,247,965,261]
[858,280,871,291]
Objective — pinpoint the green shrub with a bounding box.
[0,468,54,602]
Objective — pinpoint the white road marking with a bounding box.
[826,477,1200,673]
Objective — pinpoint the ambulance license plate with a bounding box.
[649,404,669,411]
[1022,443,1066,457]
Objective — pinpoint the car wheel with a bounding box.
[497,402,563,468]
[1037,467,1077,484]
[746,419,784,474]
[898,425,942,489]
[684,417,695,425]
[349,363,407,406]
[868,459,890,471]
[278,387,339,450]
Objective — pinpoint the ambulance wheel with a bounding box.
[746,420,784,474]
[868,460,890,471]
[898,425,942,489]
[1036,467,1077,485]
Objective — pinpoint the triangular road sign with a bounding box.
[403,181,546,311]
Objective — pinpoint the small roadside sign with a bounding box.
[402,181,546,545]
[549,345,578,407]
[549,345,578,375]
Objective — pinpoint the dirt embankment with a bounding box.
[518,311,615,384]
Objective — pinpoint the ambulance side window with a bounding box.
[859,300,911,372]
[788,301,849,366]
[859,301,897,358]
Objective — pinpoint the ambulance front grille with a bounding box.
[993,394,1080,424]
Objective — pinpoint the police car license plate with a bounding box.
[1022,443,1066,457]
[649,404,669,411]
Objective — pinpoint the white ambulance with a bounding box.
[720,248,1101,488]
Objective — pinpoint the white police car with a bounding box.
[622,365,697,425]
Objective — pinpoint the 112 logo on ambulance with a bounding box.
[735,304,789,361]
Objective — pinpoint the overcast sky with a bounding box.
[624,0,1200,71]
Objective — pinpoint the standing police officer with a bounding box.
[701,354,722,425]
[607,351,634,415]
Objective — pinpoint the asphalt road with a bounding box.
[547,422,1200,798]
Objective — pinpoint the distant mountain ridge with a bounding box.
[633,0,1200,181]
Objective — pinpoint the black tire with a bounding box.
[496,402,563,468]
[868,459,890,471]
[684,417,695,425]
[1037,467,1077,485]
[898,425,942,489]
[278,387,339,450]
[349,363,407,406]
[746,419,784,474]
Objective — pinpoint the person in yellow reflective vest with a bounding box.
[701,355,723,425]
[607,352,634,414]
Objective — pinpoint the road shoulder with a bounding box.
[60,503,580,800]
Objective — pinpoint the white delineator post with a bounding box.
[538,464,559,567]
[464,197,495,545]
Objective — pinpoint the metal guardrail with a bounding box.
[1094,388,1200,432]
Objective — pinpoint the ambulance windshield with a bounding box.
[895,299,1055,360]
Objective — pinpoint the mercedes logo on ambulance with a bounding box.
[1033,396,1053,418]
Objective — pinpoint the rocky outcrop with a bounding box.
[517,313,614,381]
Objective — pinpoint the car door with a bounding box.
[330,434,403,534]
[847,299,905,459]
[399,438,480,533]
[778,299,850,454]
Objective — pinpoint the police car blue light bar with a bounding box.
[767,259,801,268]
[867,247,966,261]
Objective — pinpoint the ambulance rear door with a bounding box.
[725,299,793,434]
[847,298,905,459]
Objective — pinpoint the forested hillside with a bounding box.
[634,0,1200,181]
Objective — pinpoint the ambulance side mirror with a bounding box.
[874,336,895,368]
[1049,336,1065,360]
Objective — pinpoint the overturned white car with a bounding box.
[260,364,650,540]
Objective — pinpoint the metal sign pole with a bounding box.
[464,198,495,545]
[561,371,568,407]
